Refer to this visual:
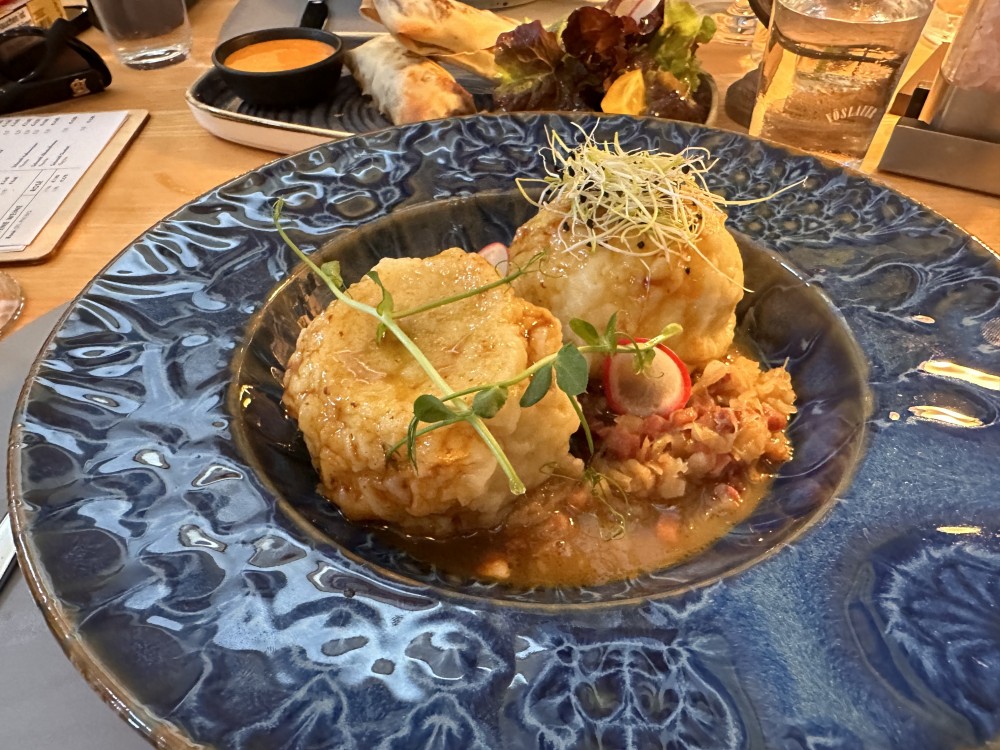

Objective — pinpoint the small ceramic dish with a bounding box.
[212,27,344,108]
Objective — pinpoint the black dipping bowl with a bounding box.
[212,27,344,108]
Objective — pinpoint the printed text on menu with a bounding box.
[0,111,129,253]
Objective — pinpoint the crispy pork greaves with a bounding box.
[509,205,744,369]
[282,248,579,537]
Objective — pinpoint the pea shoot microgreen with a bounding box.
[391,320,682,466]
[274,200,681,496]
[367,271,394,343]
[392,251,545,320]
[274,200,525,494]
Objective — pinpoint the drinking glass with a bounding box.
[87,0,192,69]
[749,0,934,166]
[0,270,23,337]
[713,0,760,45]
[922,0,970,43]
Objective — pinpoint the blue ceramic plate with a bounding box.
[11,114,1000,749]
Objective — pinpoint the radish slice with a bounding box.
[602,338,691,417]
[477,242,509,275]
[611,0,661,21]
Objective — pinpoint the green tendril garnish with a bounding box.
[388,319,682,463]
[393,251,545,320]
[275,199,526,495]
[543,463,632,541]
[276,200,681,496]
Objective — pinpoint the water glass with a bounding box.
[749,0,934,165]
[0,270,23,338]
[922,0,970,44]
[712,0,761,45]
[87,0,192,70]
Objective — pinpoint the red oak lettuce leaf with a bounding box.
[644,69,711,120]
[494,20,599,111]
[494,20,563,79]
[561,6,642,83]
[492,1,714,115]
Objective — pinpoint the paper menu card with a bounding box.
[0,111,130,254]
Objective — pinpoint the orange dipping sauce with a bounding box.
[224,39,335,72]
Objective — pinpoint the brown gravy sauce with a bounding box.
[377,340,785,589]
[382,474,771,588]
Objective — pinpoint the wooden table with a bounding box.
[4,0,999,335]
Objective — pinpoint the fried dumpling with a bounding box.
[508,201,744,370]
[282,248,580,537]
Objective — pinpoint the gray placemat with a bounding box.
[1,305,147,750]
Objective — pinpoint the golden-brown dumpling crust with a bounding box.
[282,248,580,537]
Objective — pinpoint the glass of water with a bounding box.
[923,0,970,43]
[712,0,761,45]
[0,271,23,338]
[749,0,934,166]
[87,0,192,70]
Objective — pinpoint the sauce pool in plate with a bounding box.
[224,39,335,72]
[376,344,794,589]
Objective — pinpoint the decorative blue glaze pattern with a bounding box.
[505,628,746,749]
[10,113,1000,749]
[848,531,1000,746]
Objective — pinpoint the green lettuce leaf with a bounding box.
[648,0,716,92]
